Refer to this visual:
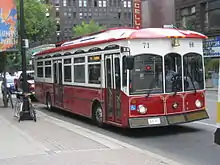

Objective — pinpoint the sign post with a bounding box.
[214,60,220,145]
[19,0,35,121]
[214,59,220,145]
[203,37,220,145]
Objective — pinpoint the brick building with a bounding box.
[47,0,133,42]
[175,0,220,36]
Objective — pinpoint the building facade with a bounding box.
[175,0,220,57]
[175,0,220,36]
[48,0,133,42]
[141,0,175,28]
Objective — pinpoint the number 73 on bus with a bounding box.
[34,27,209,128]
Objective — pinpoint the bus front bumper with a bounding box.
[129,110,209,128]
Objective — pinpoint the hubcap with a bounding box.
[95,107,103,123]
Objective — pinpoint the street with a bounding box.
[0,90,220,165]
[34,91,220,165]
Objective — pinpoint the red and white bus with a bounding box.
[34,27,209,128]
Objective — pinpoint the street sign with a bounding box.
[163,24,175,28]
[0,0,18,52]
[133,0,142,29]
[203,36,220,57]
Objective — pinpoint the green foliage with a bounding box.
[0,53,7,73]
[72,20,106,37]
[205,59,219,72]
[185,21,196,31]
[16,0,56,42]
[1,0,56,73]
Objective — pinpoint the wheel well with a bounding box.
[92,99,101,119]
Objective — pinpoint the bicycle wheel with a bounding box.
[17,102,23,122]
[30,107,37,122]
[8,93,14,109]
[13,100,19,117]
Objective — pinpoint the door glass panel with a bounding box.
[106,58,113,116]
[122,56,127,87]
[53,62,57,83]
[114,57,121,118]
[58,62,62,85]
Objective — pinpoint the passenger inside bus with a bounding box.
[165,63,178,92]
[88,64,101,84]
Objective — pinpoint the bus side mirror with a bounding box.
[125,56,134,70]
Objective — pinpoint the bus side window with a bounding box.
[88,64,101,84]
[122,56,127,86]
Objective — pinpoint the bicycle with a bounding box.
[13,92,37,122]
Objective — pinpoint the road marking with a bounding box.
[194,121,218,128]
[38,111,182,165]
[54,147,111,154]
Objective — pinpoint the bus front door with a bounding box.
[53,60,63,108]
[105,54,122,124]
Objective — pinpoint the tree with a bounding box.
[0,53,7,73]
[72,20,106,37]
[0,0,57,73]
[16,0,56,43]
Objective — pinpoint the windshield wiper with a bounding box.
[186,70,197,94]
[145,77,155,98]
[171,73,178,96]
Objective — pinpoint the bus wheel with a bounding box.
[94,105,104,127]
[46,94,52,111]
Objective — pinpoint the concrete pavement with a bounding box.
[206,88,218,91]
[0,105,182,165]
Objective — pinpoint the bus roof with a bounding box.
[35,27,208,56]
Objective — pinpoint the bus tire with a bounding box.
[46,94,52,111]
[93,103,104,127]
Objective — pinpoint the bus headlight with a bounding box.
[137,105,147,114]
[195,99,202,108]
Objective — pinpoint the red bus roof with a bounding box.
[35,27,208,56]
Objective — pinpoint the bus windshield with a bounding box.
[129,54,163,95]
[183,53,204,91]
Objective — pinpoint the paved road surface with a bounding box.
[32,91,220,165]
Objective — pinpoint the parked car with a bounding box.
[1,76,16,94]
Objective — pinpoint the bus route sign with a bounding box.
[203,36,220,58]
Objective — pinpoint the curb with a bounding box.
[206,88,218,91]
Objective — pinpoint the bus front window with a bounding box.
[164,53,182,93]
[129,54,163,95]
[183,53,204,91]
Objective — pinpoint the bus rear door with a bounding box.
[53,60,63,108]
[104,53,122,124]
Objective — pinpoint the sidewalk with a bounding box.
[0,105,182,165]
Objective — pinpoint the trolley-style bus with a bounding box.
[34,27,209,128]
